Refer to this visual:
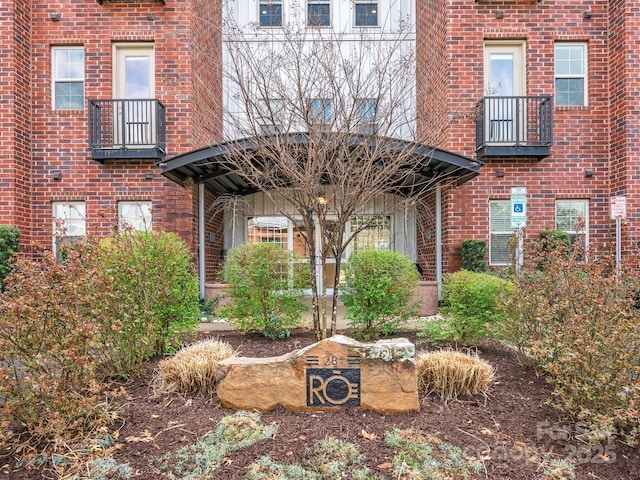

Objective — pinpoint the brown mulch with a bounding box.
[3,328,639,479]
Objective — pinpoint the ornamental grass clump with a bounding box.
[153,338,235,395]
[416,349,495,402]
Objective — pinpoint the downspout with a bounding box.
[199,183,206,300]
[436,183,442,301]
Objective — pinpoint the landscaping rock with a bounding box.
[215,335,419,413]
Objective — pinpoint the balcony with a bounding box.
[475,96,552,160]
[88,99,166,161]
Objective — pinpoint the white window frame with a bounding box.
[52,46,84,110]
[355,98,378,134]
[489,200,514,266]
[257,99,285,135]
[307,0,331,27]
[555,42,588,107]
[52,202,86,255]
[259,0,283,27]
[308,98,332,126]
[349,215,392,255]
[354,0,378,27]
[555,199,588,246]
[118,201,153,232]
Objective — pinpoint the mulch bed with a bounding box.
[3,328,639,479]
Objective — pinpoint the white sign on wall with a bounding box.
[610,196,627,220]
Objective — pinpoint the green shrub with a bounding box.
[97,231,200,373]
[498,241,640,441]
[221,243,306,339]
[342,250,421,339]
[461,239,486,272]
[420,270,511,344]
[0,225,19,289]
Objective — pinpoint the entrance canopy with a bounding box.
[160,132,482,195]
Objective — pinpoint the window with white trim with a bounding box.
[355,98,378,134]
[555,199,588,246]
[350,215,391,254]
[257,99,285,135]
[119,201,152,231]
[248,216,289,248]
[259,0,282,27]
[308,98,332,126]
[52,47,84,110]
[308,0,330,26]
[355,1,378,26]
[489,200,514,265]
[555,43,587,106]
[52,202,86,255]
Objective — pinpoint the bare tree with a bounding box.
[194,3,474,340]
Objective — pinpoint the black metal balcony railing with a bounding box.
[475,96,552,159]
[88,99,166,161]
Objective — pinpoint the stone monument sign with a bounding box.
[215,335,419,413]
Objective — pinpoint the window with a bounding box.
[308,98,332,126]
[52,202,86,255]
[489,200,514,265]
[351,215,391,253]
[259,0,282,27]
[248,216,289,248]
[556,200,588,246]
[555,43,587,106]
[257,99,285,135]
[355,98,378,134]
[119,201,152,231]
[52,47,84,110]
[355,1,378,26]
[308,0,330,26]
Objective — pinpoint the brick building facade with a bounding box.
[0,0,222,258]
[1,0,639,291]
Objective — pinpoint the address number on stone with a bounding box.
[306,368,361,407]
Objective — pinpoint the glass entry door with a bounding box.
[484,43,526,143]
[113,44,155,147]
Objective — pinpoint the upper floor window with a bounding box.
[119,201,152,231]
[52,47,84,110]
[355,98,378,134]
[257,99,285,135]
[355,1,378,27]
[308,98,332,126]
[555,199,588,246]
[555,43,587,106]
[260,0,282,27]
[52,202,86,256]
[308,0,330,26]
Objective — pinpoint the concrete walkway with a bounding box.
[197,298,428,333]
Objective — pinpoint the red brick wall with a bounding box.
[609,0,640,252]
[419,0,613,272]
[0,0,32,245]
[24,0,221,254]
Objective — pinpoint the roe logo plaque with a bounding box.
[306,368,361,407]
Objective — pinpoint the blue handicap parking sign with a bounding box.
[513,203,524,213]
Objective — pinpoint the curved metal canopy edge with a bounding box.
[160,132,483,196]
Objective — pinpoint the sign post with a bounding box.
[511,188,527,272]
[610,196,627,276]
